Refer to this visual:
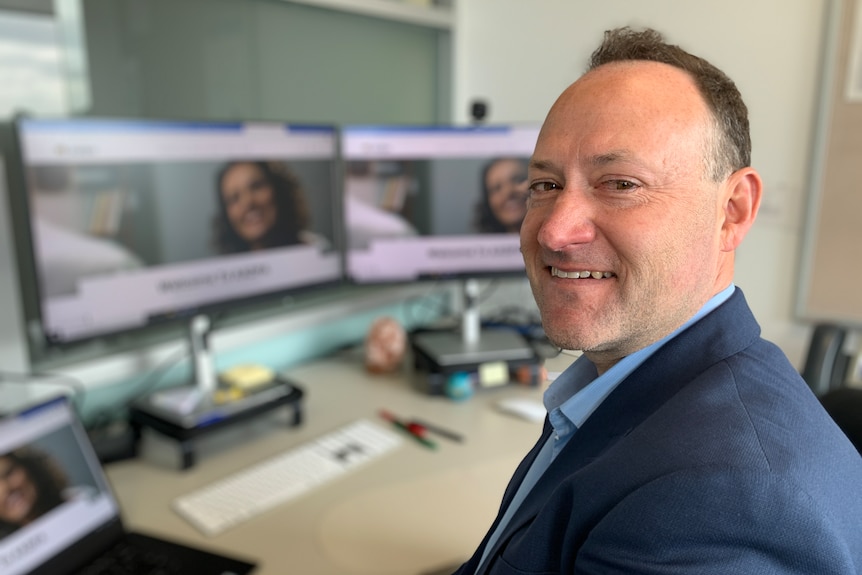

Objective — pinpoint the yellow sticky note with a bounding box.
[220,364,275,390]
[478,361,509,387]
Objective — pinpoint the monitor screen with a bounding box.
[14,118,341,344]
[341,124,540,284]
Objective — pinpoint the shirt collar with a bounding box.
[544,284,736,429]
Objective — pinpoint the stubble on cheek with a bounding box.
[534,281,597,351]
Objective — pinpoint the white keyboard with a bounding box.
[173,419,403,536]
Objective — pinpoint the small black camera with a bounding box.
[470,100,488,123]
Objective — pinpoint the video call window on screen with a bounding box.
[340,124,541,284]
[15,119,341,344]
[0,400,116,575]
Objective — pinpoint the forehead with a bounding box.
[487,159,523,175]
[535,61,711,165]
[225,162,263,180]
[563,60,706,118]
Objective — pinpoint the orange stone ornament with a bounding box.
[365,316,407,373]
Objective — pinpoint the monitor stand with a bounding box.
[411,278,536,369]
[129,314,303,469]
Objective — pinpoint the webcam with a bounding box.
[470,99,488,123]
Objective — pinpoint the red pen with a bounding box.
[407,418,464,443]
[379,410,437,449]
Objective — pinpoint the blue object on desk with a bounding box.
[445,372,474,401]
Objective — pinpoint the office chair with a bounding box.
[800,324,849,396]
[819,387,862,455]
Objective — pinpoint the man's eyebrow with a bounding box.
[589,150,631,166]
[530,151,636,173]
[528,158,554,172]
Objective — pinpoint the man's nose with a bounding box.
[536,188,597,251]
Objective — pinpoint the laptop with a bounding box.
[0,396,256,575]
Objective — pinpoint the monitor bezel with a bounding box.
[339,122,539,287]
[4,116,345,350]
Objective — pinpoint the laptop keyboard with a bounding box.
[173,419,403,536]
[74,541,182,575]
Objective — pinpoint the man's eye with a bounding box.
[529,181,559,194]
[604,180,638,191]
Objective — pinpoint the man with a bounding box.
[454,27,862,575]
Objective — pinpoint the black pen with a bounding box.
[409,418,464,443]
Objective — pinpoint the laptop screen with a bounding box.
[0,397,118,575]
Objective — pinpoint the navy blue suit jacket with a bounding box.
[455,290,862,575]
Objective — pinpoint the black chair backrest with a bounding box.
[801,324,849,396]
[819,387,862,455]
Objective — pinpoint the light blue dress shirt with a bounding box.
[476,284,736,572]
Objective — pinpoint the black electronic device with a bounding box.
[470,99,489,123]
[4,117,337,439]
[411,326,542,398]
[340,123,541,372]
[0,396,257,575]
[129,378,303,469]
[801,323,850,396]
[7,117,342,347]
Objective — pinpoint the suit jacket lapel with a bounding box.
[467,419,553,575]
[488,289,762,555]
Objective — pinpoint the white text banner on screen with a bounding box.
[20,121,336,164]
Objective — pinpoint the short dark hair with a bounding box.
[588,27,750,181]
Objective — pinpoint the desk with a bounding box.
[105,348,577,575]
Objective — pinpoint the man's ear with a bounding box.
[720,167,762,252]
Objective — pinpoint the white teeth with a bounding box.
[551,267,614,279]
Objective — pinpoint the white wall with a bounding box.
[0,157,28,373]
[452,0,831,366]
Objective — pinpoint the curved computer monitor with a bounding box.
[11,118,342,345]
[340,124,540,284]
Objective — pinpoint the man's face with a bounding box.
[521,61,731,371]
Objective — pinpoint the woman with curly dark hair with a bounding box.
[0,447,68,539]
[213,160,313,253]
[473,157,529,234]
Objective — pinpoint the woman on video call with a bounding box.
[0,448,68,539]
[213,160,317,253]
[474,157,529,234]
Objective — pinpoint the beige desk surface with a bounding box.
[106,349,576,575]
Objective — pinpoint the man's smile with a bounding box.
[550,266,615,279]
